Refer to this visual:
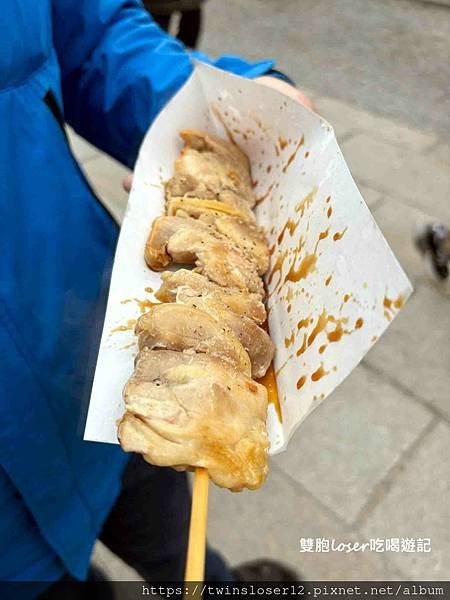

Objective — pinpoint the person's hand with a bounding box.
[254,75,314,110]
[122,77,313,192]
[123,173,133,193]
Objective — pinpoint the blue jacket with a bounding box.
[0,0,274,584]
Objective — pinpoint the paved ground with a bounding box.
[202,0,450,140]
[70,0,449,583]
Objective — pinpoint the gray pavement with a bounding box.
[201,0,450,140]
[70,0,449,583]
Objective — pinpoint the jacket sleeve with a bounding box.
[51,0,275,167]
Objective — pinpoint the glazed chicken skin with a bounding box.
[200,214,269,275]
[145,215,265,296]
[169,129,257,208]
[118,349,269,491]
[177,295,274,378]
[146,214,267,274]
[155,269,267,324]
[119,129,274,492]
[135,303,251,376]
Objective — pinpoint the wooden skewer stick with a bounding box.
[184,365,279,584]
[185,467,210,582]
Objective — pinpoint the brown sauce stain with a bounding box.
[284,332,295,348]
[295,189,315,217]
[266,165,272,173]
[384,293,404,321]
[277,218,299,244]
[282,135,304,173]
[144,287,153,293]
[326,195,331,203]
[111,319,137,334]
[267,249,288,286]
[304,151,310,158]
[355,318,364,329]
[327,321,345,342]
[314,228,329,252]
[371,335,378,343]
[122,298,159,313]
[278,136,288,150]
[327,206,333,218]
[344,294,350,302]
[306,310,355,348]
[319,344,327,354]
[134,298,158,313]
[308,310,329,346]
[258,364,282,422]
[325,274,333,286]
[297,317,310,330]
[296,333,308,357]
[287,303,292,313]
[333,227,348,242]
[296,375,307,390]
[384,294,404,310]
[284,253,317,283]
[311,364,328,382]
[269,243,276,256]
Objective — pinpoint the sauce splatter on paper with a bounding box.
[282,135,304,173]
[258,364,282,422]
[111,319,137,334]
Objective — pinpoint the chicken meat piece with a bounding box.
[179,295,274,378]
[145,216,264,296]
[151,210,267,273]
[195,237,264,296]
[155,269,267,324]
[199,214,269,275]
[136,303,251,376]
[145,215,204,269]
[180,129,252,185]
[170,129,257,207]
[118,349,269,491]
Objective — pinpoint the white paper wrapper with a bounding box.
[84,62,412,455]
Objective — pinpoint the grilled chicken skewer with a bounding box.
[118,129,275,492]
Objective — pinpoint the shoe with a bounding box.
[232,559,299,581]
[415,223,450,294]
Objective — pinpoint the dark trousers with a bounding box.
[41,456,233,597]
[151,9,202,49]
[100,455,232,582]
